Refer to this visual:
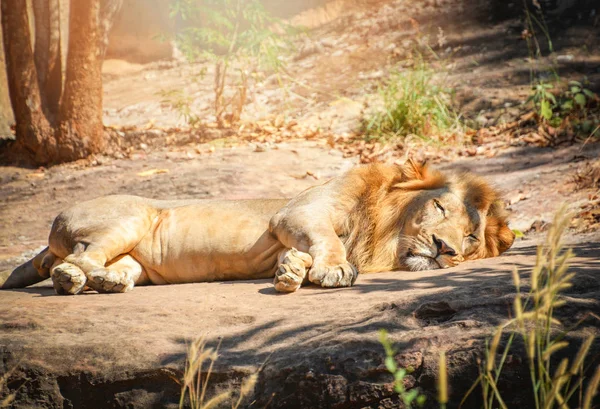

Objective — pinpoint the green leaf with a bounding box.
[394,368,407,380]
[512,229,524,239]
[550,117,562,128]
[570,86,581,94]
[583,89,596,98]
[385,356,397,373]
[540,99,553,120]
[417,395,427,406]
[561,100,573,111]
[404,389,419,404]
[574,93,587,107]
[581,120,593,133]
[569,80,582,86]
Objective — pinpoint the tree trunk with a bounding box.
[1,0,57,163]
[57,0,105,161]
[32,0,62,122]
[99,0,124,59]
[2,0,123,165]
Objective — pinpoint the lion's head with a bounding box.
[345,160,515,272]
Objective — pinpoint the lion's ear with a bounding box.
[483,201,515,257]
[402,158,427,180]
[392,159,446,190]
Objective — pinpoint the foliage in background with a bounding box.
[522,1,600,141]
[463,206,600,409]
[522,0,555,81]
[361,58,461,142]
[179,337,257,409]
[168,0,295,125]
[158,88,201,127]
[379,330,427,408]
[528,79,599,136]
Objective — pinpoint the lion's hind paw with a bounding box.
[87,268,135,293]
[51,262,87,295]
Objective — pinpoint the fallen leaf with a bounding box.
[137,169,169,177]
[306,170,320,180]
[508,193,529,205]
[25,172,45,180]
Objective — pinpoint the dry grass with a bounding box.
[572,162,600,191]
[456,206,600,409]
[0,363,19,408]
[179,337,257,409]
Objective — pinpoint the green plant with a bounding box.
[158,88,202,127]
[522,0,557,83]
[179,337,257,409]
[361,59,461,142]
[560,81,595,111]
[527,79,600,132]
[528,80,556,122]
[379,329,427,408]
[463,206,600,409]
[169,0,294,125]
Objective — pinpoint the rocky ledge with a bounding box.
[1,237,599,408]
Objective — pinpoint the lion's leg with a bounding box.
[32,247,56,279]
[54,238,136,294]
[304,227,358,288]
[274,248,313,293]
[271,220,358,288]
[63,248,144,293]
[86,254,145,293]
[51,254,145,294]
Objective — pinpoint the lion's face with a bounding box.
[371,161,515,272]
[398,188,485,271]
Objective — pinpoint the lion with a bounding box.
[0,161,515,295]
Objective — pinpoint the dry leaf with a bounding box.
[25,172,46,180]
[137,169,169,177]
[306,170,320,180]
[508,193,529,205]
[143,119,155,130]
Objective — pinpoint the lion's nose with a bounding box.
[432,235,457,257]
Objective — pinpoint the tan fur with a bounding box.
[1,162,514,294]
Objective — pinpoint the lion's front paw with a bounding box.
[51,263,87,295]
[274,248,312,293]
[87,268,135,293]
[309,262,358,288]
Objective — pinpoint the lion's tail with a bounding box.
[0,247,53,289]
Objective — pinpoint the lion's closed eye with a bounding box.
[433,200,445,217]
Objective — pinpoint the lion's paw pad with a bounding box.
[87,269,134,293]
[51,263,87,295]
[309,262,358,288]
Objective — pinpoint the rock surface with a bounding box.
[1,236,599,408]
[1,139,599,408]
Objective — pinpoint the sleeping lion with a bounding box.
[0,161,515,295]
